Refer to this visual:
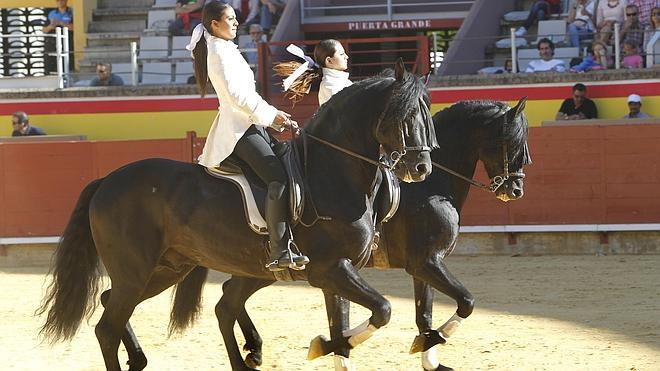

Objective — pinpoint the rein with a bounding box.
[431,107,525,193]
[431,142,525,193]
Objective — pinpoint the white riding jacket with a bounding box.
[198,36,277,168]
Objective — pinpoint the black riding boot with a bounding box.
[264,181,309,272]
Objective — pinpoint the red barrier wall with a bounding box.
[461,123,660,225]
[0,135,193,237]
[1,124,659,237]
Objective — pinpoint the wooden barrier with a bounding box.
[0,133,194,237]
[461,122,660,225]
[1,123,660,238]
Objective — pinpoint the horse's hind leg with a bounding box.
[216,277,273,371]
[101,290,148,371]
[99,265,196,371]
[237,306,265,369]
[95,284,143,371]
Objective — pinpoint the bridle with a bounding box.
[431,107,525,193]
[306,90,432,172]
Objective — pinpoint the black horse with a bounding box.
[37,60,438,371]
[207,98,531,370]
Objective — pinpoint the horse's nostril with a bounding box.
[416,163,429,174]
[512,188,523,198]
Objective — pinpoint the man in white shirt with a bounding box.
[525,38,566,73]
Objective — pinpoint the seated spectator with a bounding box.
[592,40,615,68]
[227,0,243,21]
[90,63,124,86]
[169,0,205,36]
[621,4,645,49]
[630,0,658,27]
[572,40,614,72]
[567,0,596,47]
[11,112,46,136]
[515,0,563,36]
[243,0,261,27]
[645,7,660,66]
[556,83,598,120]
[259,0,286,34]
[622,40,644,68]
[42,0,74,74]
[623,94,653,118]
[596,0,626,44]
[525,38,566,72]
[242,24,264,68]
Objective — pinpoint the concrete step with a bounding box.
[81,46,133,65]
[93,7,150,22]
[98,0,154,9]
[88,19,146,33]
[86,32,141,47]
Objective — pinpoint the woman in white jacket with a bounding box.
[188,1,308,271]
[275,39,352,105]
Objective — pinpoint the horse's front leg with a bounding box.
[308,291,354,369]
[408,257,474,371]
[411,279,453,371]
[308,258,392,371]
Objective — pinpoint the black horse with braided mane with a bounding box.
[211,98,532,370]
[37,60,438,371]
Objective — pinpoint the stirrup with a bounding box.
[265,230,309,272]
[265,250,309,272]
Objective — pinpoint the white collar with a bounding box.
[322,68,350,80]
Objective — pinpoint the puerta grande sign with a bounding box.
[347,19,432,31]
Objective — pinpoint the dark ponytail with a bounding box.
[192,0,232,97]
[273,39,341,104]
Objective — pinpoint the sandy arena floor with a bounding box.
[1,255,659,370]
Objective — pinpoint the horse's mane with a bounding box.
[304,68,433,146]
[437,100,532,166]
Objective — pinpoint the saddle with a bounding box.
[205,140,304,235]
[204,138,401,244]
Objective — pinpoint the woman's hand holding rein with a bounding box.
[271,110,298,133]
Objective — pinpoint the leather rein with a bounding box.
[303,95,432,171]
[431,108,525,193]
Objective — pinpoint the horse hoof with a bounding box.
[126,352,148,371]
[410,330,446,354]
[245,352,262,369]
[434,365,454,371]
[307,335,331,360]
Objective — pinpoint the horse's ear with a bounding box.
[511,96,528,117]
[394,58,406,81]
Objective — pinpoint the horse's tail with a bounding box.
[36,178,104,342]
[168,265,209,336]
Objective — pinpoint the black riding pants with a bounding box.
[232,125,288,253]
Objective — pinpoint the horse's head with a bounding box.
[475,97,532,202]
[375,59,437,183]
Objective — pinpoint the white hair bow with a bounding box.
[186,23,206,58]
[282,44,318,91]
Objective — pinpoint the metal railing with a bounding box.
[1,27,69,88]
[299,0,474,23]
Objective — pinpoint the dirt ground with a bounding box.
[1,255,659,371]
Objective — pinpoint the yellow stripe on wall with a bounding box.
[1,111,218,140]
[432,96,660,127]
[2,96,658,140]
